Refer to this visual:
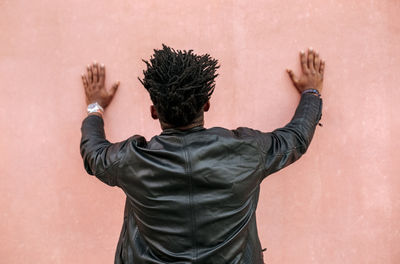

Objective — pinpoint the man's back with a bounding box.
[113,126,265,263]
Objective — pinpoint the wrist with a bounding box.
[87,100,106,108]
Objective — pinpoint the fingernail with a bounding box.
[101,64,104,67]
[309,47,313,51]
[300,50,305,54]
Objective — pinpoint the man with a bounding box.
[80,45,324,263]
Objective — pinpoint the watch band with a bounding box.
[87,102,104,114]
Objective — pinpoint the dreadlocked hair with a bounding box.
[139,44,219,127]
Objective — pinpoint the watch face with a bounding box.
[87,103,103,114]
[87,103,99,113]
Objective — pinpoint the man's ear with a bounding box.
[150,105,158,120]
[203,101,210,112]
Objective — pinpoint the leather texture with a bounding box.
[80,93,322,264]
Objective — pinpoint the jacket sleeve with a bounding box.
[233,93,322,180]
[80,115,131,186]
[257,93,323,179]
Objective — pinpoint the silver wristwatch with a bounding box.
[87,102,104,114]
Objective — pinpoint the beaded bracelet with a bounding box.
[301,89,321,97]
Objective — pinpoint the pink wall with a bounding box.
[1,0,399,263]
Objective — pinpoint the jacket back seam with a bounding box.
[181,136,198,262]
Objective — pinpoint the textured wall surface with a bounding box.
[1,0,399,263]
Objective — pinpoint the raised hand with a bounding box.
[82,62,120,108]
[286,48,325,94]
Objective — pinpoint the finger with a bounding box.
[92,62,98,83]
[308,48,315,73]
[314,52,320,72]
[286,69,298,84]
[110,81,120,97]
[320,60,325,77]
[81,74,88,89]
[87,65,93,83]
[99,64,105,85]
[300,51,309,74]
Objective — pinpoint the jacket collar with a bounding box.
[160,125,205,135]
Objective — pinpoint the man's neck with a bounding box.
[160,115,204,131]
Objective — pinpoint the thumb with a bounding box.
[286,69,298,85]
[110,81,120,96]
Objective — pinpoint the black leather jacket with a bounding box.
[80,93,322,264]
